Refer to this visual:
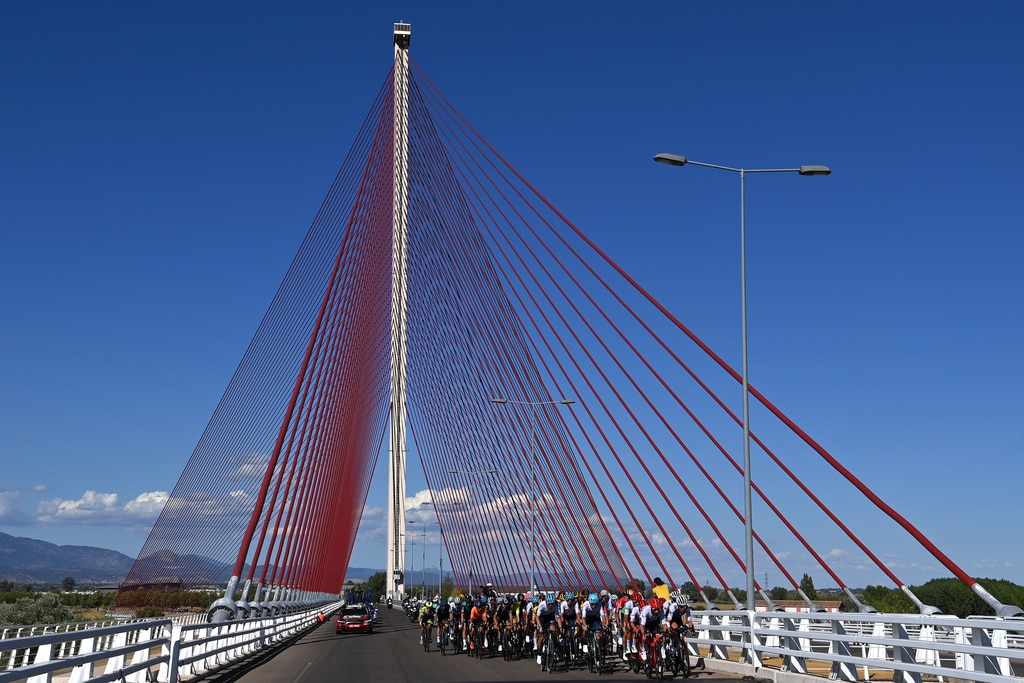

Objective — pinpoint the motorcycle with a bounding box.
[386,597,393,610]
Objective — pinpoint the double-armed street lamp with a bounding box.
[653,152,830,611]
[491,397,575,593]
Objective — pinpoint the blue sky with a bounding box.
[2,2,1021,589]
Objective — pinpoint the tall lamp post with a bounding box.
[491,397,575,593]
[449,468,498,591]
[653,152,830,612]
[400,530,424,599]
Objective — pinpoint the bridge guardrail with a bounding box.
[691,609,1023,683]
[0,602,340,683]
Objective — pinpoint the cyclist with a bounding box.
[560,591,582,661]
[469,598,487,651]
[524,593,539,651]
[419,601,436,648]
[619,589,638,659]
[494,595,512,651]
[534,591,559,665]
[450,597,464,651]
[461,594,473,649]
[435,596,451,649]
[581,591,608,662]
[639,597,663,638]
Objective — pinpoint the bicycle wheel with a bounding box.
[545,633,557,673]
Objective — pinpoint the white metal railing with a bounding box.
[689,609,1024,683]
[0,602,339,683]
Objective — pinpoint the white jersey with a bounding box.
[581,601,606,622]
[536,601,559,622]
[639,604,660,628]
[559,599,580,620]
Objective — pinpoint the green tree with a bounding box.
[61,577,76,592]
[365,571,387,601]
[441,573,456,598]
[0,580,14,594]
[703,585,720,602]
[769,586,788,601]
[862,584,914,613]
[0,594,73,626]
[799,573,817,600]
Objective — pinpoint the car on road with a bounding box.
[336,603,374,634]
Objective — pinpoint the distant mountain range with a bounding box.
[0,532,135,584]
[0,532,385,587]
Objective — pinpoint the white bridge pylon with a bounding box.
[386,21,411,601]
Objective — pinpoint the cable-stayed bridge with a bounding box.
[4,22,1017,683]
[120,21,1020,622]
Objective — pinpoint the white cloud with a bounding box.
[123,491,169,517]
[405,489,434,511]
[35,490,169,525]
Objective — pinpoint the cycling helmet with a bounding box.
[545,591,557,605]
[588,593,599,605]
[650,597,663,610]
[530,594,540,604]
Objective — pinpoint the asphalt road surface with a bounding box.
[221,605,744,683]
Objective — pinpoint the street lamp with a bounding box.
[418,517,441,598]
[491,397,575,593]
[653,152,830,612]
[449,468,498,591]
[399,531,424,599]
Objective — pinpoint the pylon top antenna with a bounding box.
[394,22,411,50]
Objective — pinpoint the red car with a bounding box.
[336,604,373,634]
